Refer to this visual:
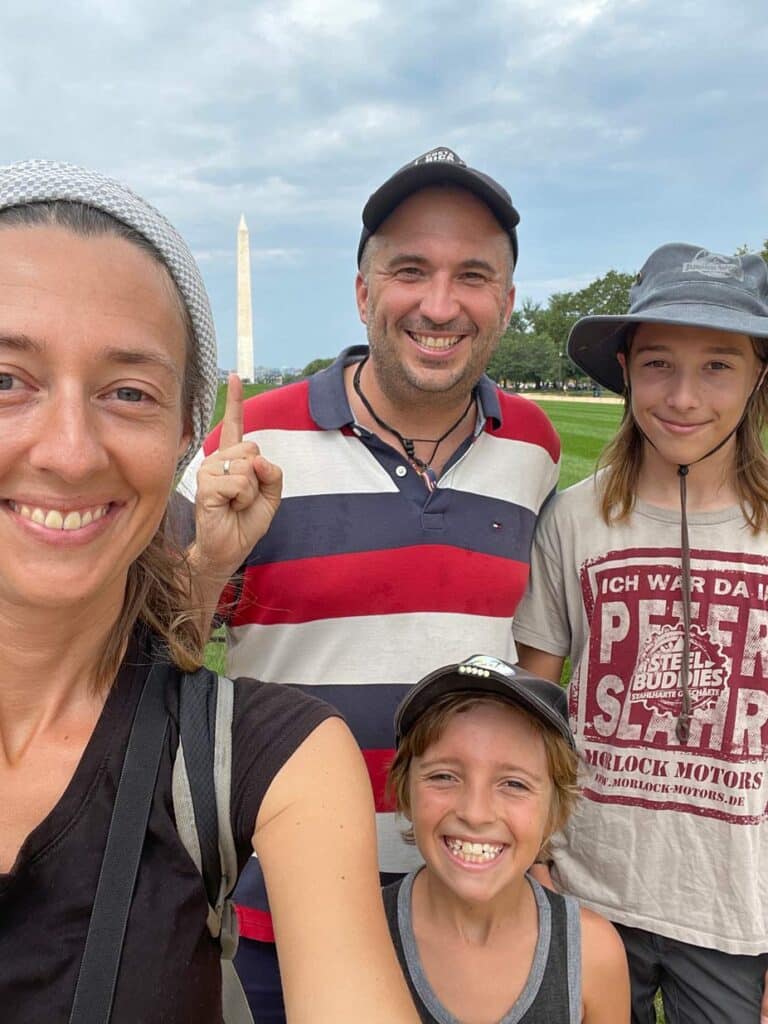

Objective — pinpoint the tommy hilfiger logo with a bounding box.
[413,147,465,167]
[682,250,744,282]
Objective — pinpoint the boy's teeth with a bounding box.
[445,838,504,861]
[11,502,108,531]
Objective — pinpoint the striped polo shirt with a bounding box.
[179,345,560,937]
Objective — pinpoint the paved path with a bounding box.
[516,392,624,405]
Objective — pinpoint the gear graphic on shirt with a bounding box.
[629,624,729,717]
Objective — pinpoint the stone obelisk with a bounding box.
[236,214,254,382]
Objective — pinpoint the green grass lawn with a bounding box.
[212,381,272,425]
[529,399,625,490]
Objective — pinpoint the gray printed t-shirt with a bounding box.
[513,473,768,955]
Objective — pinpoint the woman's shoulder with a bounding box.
[232,675,336,729]
[218,674,341,845]
[230,676,339,778]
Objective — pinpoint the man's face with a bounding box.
[355,186,515,405]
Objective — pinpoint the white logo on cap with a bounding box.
[414,148,464,167]
[461,655,516,678]
[682,250,744,282]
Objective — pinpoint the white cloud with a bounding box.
[517,273,600,302]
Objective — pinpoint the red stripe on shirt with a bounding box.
[490,393,561,464]
[235,905,276,942]
[363,748,397,812]
[204,381,320,455]
[231,546,529,626]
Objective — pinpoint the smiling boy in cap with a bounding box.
[384,655,629,1023]
[514,243,768,1023]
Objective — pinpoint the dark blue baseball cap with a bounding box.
[358,146,519,268]
[395,654,574,749]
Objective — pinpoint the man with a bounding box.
[179,146,560,1021]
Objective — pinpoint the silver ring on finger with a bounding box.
[222,459,232,475]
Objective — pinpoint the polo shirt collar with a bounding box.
[308,344,502,430]
[475,372,501,427]
[308,345,367,429]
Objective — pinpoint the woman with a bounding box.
[513,243,768,1023]
[384,655,629,1023]
[0,160,419,1023]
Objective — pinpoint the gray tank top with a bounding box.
[382,871,581,1024]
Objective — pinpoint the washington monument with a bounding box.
[237,213,254,381]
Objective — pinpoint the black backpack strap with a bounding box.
[174,669,252,1024]
[68,661,170,1024]
[176,665,221,904]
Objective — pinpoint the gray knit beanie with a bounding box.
[0,159,217,470]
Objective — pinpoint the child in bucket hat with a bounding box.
[383,655,630,1024]
[513,243,768,1023]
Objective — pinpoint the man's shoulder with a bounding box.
[241,379,315,433]
[487,388,560,462]
[201,379,317,456]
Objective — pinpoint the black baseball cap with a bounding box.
[395,654,574,749]
[357,146,520,268]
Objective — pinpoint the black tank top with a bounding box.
[382,871,581,1024]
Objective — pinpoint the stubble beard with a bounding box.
[365,305,507,411]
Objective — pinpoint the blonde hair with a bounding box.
[598,337,768,532]
[386,692,580,846]
[0,201,208,686]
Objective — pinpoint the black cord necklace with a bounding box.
[352,357,475,475]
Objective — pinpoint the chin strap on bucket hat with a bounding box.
[623,354,767,742]
[658,369,766,741]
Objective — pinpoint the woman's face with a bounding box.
[408,702,552,908]
[0,224,191,614]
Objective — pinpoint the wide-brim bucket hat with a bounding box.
[567,243,768,394]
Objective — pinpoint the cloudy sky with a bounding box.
[2,0,766,370]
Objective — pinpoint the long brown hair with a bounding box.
[0,201,207,684]
[599,338,768,532]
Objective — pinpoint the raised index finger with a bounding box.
[219,372,244,449]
